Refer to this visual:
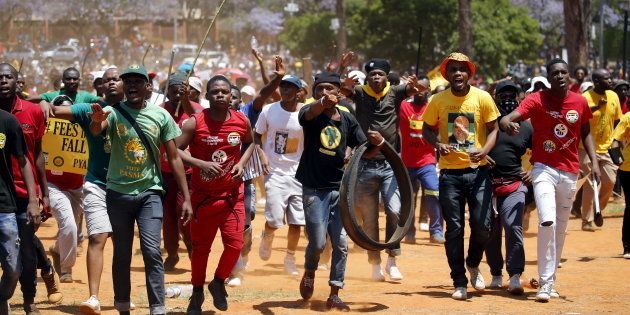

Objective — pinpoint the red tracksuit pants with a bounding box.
[190,188,245,286]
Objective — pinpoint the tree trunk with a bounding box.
[564,0,592,70]
[335,0,347,58]
[458,0,473,57]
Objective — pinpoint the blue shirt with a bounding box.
[70,102,110,186]
[238,101,261,126]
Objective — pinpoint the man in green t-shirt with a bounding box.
[30,67,101,119]
[89,64,192,315]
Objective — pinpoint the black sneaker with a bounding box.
[187,289,204,315]
[208,279,228,311]
[299,272,315,300]
[326,295,350,311]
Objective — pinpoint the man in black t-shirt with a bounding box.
[0,110,39,313]
[485,81,532,296]
[296,72,368,311]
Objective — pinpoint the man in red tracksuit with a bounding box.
[177,75,254,313]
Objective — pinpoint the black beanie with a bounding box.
[313,72,341,93]
[364,58,391,74]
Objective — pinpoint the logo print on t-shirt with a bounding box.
[447,113,475,151]
[212,150,227,163]
[274,131,290,154]
[124,138,147,165]
[554,124,568,138]
[228,132,241,146]
[320,126,341,150]
[0,133,5,149]
[116,123,128,136]
[543,140,556,153]
[565,110,579,124]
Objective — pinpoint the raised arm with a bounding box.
[252,55,285,111]
[252,48,270,85]
[301,89,338,121]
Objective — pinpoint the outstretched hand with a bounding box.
[273,55,286,77]
[406,75,428,94]
[339,51,355,70]
[251,48,264,64]
[322,89,338,108]
[89,103,110,123]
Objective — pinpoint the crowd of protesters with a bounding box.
[0,33,629,315]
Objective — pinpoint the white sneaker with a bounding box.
[489,275,503,288]
[79,295,101,314]
[452,287,467,300]
[371,264,385,281]
[385,257,403,281]
[536,283,552,302]
[259,231,274,261]
[550,287,559,298]
[226,276,242,287]
[623,251,630,259]
[419,223,429,231]
[130,301,136,310]
[284,254,299,276]
[466,265,485,290]
[507,274,523,295]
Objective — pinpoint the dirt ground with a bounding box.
[8,199,630,314]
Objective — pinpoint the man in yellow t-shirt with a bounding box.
[578,68,622,231]
[422,52,500,300]
[611,113,630,258]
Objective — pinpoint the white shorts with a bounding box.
[264,173,305,228]
[82,181,113,236]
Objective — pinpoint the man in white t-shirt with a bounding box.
[255,75,305,276]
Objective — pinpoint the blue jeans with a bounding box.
[303,186,348,288]
[407,164,443,236]
[439,167,492,288]
[355,159,401,264]
[16,199,36,301]
[0,212,21,301]
[485,184,526,277]
[106,190,165,314]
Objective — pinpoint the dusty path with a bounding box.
[8,202,630,314]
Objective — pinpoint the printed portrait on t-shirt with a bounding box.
[447,113,475,151]
[274,130,299,154]
[274,131,288,154]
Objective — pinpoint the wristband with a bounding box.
[377,138,385,146]
[320,96,326,104]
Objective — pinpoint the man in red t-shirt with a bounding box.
[501,59,600,302]
[0,63,47,313]
[177,75,254,312]
[159,72,204,271]
[46,95,86,284]
[398,76,443,244]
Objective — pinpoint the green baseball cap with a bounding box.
[120,64,149,81]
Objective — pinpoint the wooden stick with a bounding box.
[142,44,153,66]
[177,0,228,113]
[155,49,176,107]
[18,57,24,74]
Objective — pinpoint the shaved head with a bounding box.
[0,63,18,77]
[592,69,609,81]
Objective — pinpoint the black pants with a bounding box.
[439,167,492,288]
[619,171,630,251]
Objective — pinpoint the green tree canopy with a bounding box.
[279,0,542,78]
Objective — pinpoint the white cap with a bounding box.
[348,70,366,85]
[526,76,551,93]
[580,81,594,93]
[91,71,105,80]
[188,76,203,93]
[240,85,256,97]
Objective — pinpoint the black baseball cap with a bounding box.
[495,80,520,94]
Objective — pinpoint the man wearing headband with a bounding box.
[422,52,500,300]
[340,56,427,282]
